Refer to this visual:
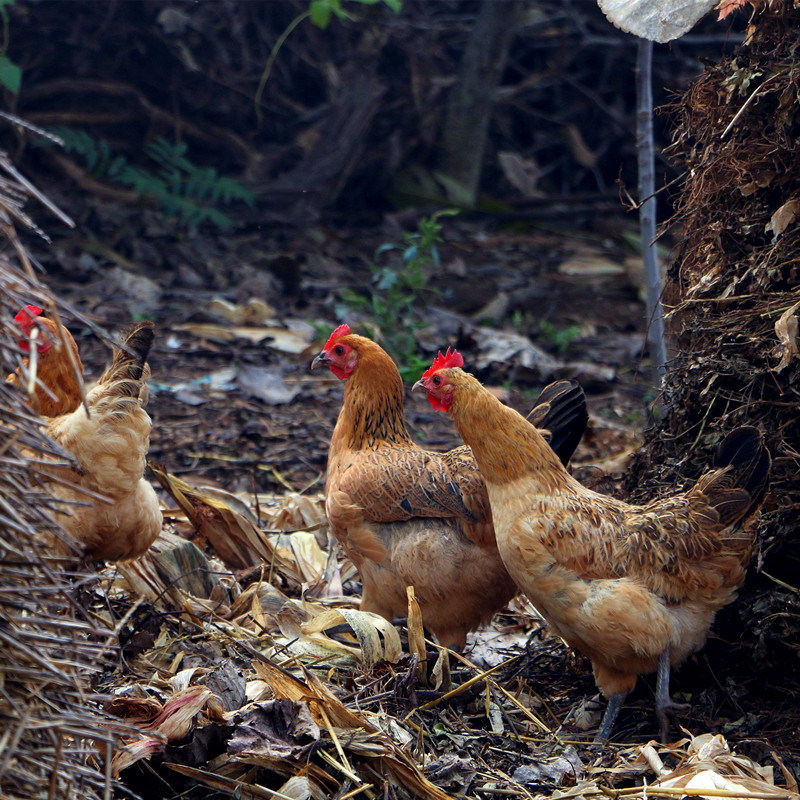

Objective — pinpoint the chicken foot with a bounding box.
[655,646,690,743]
[594,691,626,744]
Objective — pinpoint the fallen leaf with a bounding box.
[558,255,625,276]
[774,300,800,372]
[228,699,320,762]
[110,686,213,777]
[271,493,326,530]
[284,530,327,582]
[512,745,583,785]
[236,365,300,405]
[275,604,402,667]
[172,320,315,353]
[597,0,716,42]
[498,151,542,197]
[563,124,597,169]
[738,170,774,196]
[765,198,800,241]
[474,328,559,378]
[150,465,297,573]
[209,296,275,324]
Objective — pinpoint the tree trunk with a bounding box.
[437,1,525,207]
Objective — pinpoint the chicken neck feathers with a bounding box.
[7,317,84,417]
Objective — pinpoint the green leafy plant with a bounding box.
[538,320,582,355]
[0,0,21,94]
[48,127,128,179]
[43,127,254,230]
[340,209,458,382]
[309,0,401,29]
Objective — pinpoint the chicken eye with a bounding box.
[334,345,345,356]
[432,376,441,386]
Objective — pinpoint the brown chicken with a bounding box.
[311,324,588,649]
[6,304,84,416]
[415,350,770,740]
[38,321,163,561]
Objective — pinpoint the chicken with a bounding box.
[415,349,770,740]
[6,304,84,416]
[311,324,588,649]
[39,321,163,561]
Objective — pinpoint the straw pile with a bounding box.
[0,142,122,798]
[629,1,800,587]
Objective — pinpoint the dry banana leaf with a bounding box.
[252,659,455,800]
[150,463,297,574]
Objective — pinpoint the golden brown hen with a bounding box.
[311,324,587,649]
[6,304,84,416]
[415,349,770,740]
[38,321,163,561]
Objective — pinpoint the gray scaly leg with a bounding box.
[594,692,626,743]
[655,646,690,742]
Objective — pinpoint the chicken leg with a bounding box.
[655,646,690,742]
[594,692,626,743]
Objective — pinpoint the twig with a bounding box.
[720,72,782,140]
[406,657,516,714]
[761,571,799,593]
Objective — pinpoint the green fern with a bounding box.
[47,125,127,179]
[39,127,254,230]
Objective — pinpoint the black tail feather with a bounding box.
[527,379,588,467]
[713,426,771,523]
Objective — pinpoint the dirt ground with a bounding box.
[40,212,649,493]
[28,206,800,786]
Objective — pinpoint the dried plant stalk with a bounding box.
[0,131,126,800]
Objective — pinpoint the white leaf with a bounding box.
[597,0,716,42]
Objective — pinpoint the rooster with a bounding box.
[415,349,770,740]
[6,305,84,416]
[38,321,163,561]
[311,324,588,649]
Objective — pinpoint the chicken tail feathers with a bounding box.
[99,321,155,397]
[526,379,588,466]
[703,426,771,528]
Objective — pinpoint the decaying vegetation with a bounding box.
[629,2,800,638]
[0,143,126,798]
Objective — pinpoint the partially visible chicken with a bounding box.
[415,350,770,740]
[311,324,588,649]
[6,304,83,416]
[42,321,163,561]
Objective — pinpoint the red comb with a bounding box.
[14,305,43,334]
[422,347,464,379]
[324,323,351,350]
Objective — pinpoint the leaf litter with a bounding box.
[80,466,798,799]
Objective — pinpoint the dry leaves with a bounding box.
[773,300,800,372]
[766,198,800,242]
